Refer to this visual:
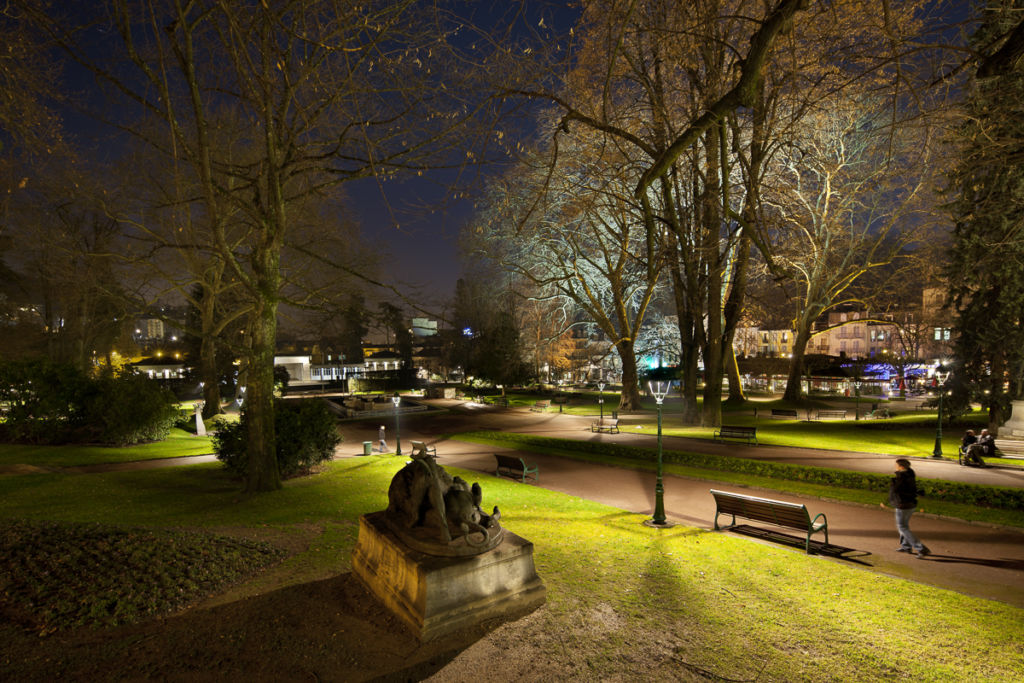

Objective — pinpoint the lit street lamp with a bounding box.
[598,381,606,422]
[854,380,862,420]
[392,393,402,456]
[643,381,674,528]
[932,363,950,459]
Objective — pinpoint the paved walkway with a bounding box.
[338,404,1024,609]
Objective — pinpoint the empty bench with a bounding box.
[713,425,757,445]
[814,409,847,420]
[710,489,829,554]
[530,400,551,412]
[591,417,620,434]
[770,408,799,419]
[410,440,436,457]
[494,453,539,483]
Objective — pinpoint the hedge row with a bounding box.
[465,431,1024,511]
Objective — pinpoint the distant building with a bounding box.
[133,356,186,379]
[411,318,438,337]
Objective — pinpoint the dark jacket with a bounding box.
[888,469,918,509]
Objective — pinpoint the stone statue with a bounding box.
[384,446,502,555]
[194,401,207,437]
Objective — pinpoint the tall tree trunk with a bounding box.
[726,346,745,402]
[783,324,814,402]
[198,287,223,419]
[701,128,723,428]
[672,264,701,424]
[616,339,643,411]
[244,288,281,493]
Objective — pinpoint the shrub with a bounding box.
[0,360,88,444]
[213,399,341,479]
[0,361,178,446]
[77,373,180,446]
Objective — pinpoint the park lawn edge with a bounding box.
[451,431,1024,528]
[0,428,215,468]
[0,456,1021,682]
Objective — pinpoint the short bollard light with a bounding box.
[643,380,674,529]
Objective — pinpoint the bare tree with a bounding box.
[472,122,665,410]
[762,96,937,400]
[26,0,512,491]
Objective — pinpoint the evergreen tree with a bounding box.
[946,1,1024,428]
[339,294,369,367]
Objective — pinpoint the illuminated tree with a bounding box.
[473,122,665,410]
[764,96,937,401]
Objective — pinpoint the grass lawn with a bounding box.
[503,391,1017,464]
[0,428,215,468]
[0,456,1021,681]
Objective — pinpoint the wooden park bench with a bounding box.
[530,400,551,412]
[484,395,509,407]
[494,453,539,483]
[710,489,829,554]
[591,417,620,434]
[410,440,436,457]
[814,409,847,420]
[770,408,800,419]
[713,425,758,445]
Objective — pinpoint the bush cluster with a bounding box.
[0,360,179,446]
[469,431,1024,511]
[213,398,341,478]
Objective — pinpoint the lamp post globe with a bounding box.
[391,393,402,456]
[643,380,674,528]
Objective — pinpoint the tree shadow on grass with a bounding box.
[1,572,505,683]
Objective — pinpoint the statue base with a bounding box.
[352,511,545,641]
[1000,400,1024,437]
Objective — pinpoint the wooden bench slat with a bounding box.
[591,417,620,434]
[709,489,828,553]
[713,425,757,445]
[494,453,539,483]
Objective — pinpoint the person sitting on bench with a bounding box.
[978,429,997,459]
[960,429,977,454]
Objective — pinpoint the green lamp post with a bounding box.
[392,393,402,456]
[931,363,950,459]
[643,380,674,528]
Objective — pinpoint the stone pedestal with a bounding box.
[352,511,545,641]
[1000,400,1024,438]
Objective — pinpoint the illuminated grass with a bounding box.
[0,457,1020,681]
[0,428,215,468]
[505,391,1006,463]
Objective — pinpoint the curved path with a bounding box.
[338,402,1024,609]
